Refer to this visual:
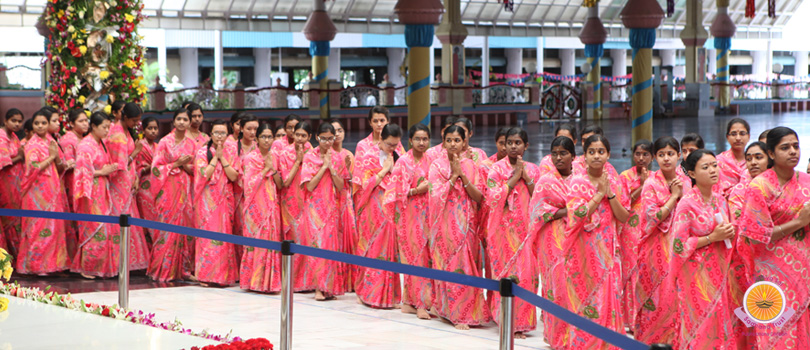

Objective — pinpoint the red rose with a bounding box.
[102,308,110,316]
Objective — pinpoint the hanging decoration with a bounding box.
[768,0,775,17]
[499,0,514,12]
[37,0,147,131]
[746,0,756,18]
[667,0,675,17]
[583,0,598,7]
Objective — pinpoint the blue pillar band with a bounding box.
[309,41,330,57]
[629,28,656,49]
[405,24,435,48]
[584,44,604,59]
[714,37,732,50]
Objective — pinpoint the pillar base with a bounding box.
[683,83,715,118]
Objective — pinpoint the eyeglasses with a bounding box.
[212,132,228,137]
[728,131,748,137]
[318,137,335,143]
[258,135,274,140]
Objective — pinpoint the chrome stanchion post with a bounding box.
[280,240,294,350]
[117,214,131,309]
[498,278,515,350]
[650,344,673,350]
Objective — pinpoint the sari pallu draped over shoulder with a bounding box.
[147,134,196,282]
[351,146,400,308]
[16,134,70,274]
[528,169,571,349]
[274,141,314,291]
[484,158,540,333]
[633,170,692,345]
[428,150,491,326]
[192,143,239,286]
[0,130,23,253]
[716,150,748,198]
[59,131,80,213]
[335,148,359,292]
[301,148,349,296]
[355,133,405,162]
[108,122,149,270]
[726,179,757,349]
[383,149,433,310]
[738,169,810,350]
[239,148,282,293]
[71,136,121,277]
[618,166,644,330]
[669,186,737,350]
[134,141,157,241]
[564,171,628,350]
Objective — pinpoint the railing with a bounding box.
[541,84,581,119]
[0,208,669,350]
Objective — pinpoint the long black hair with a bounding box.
[238,113,259,155]
[90,112,110,153]
[123,102,143,139]
[683,149,716,186]
[550,135,576,155]
[206,119,229,163]
[381,123,402,162]
[554,123,578,142]
[653,136,680,155]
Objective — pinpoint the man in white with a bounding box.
[365,92,377,106]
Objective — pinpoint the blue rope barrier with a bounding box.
[0,209,650,350]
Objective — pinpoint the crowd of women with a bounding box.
[1,102,808,349]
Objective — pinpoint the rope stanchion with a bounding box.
[498,278,515,350]
[280,240,294,350]
[118,214,131,310]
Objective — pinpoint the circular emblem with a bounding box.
[743,281,786,324]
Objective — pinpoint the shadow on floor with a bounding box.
[8,271,193,294]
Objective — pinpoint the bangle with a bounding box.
[464,181,470,188]
[526,179,534,186]
[223,163,230,168]
[607,194,616,200]
[706,235,712,244]
[775,225,782,238]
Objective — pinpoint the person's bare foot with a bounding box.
[515,332,527,339]
[80,273,96,280]
[315,291,326,301]
[416,308,431,320]
[394,303,402,309]
[200,282,211,287]
[428,307,439,317]
[454,324,470,330]
[356,296,363,305]
[401,304,417,314]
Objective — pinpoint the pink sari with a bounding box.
[538,154,554,177]
[572,155,618,178]
[633,170,691,344]
[716,150,747,197]
[528,168,571,349]
[670,186,737,349]
[108,123,149,270]
[0,130,23,253]
[428,150,491,325]
[227,138,256,242]
[384,149,433,310]
[564,172,627,349]
[274,140,314,291]
[147,134,196,281]
[16,134,70,274]
[352,145,400,308]
[424,143,443,161]
[355,134,405,161]
[738,169,810,350]
[59,131,80,214]
[134,141,158,240]
[485,158,540,333]
[336,148,358,292]
[192,143,239,285]
[51,134,77,257]
[301,148,350,295]
[239,148,282,293]
[618,167,645,329]
[71,136,121,277]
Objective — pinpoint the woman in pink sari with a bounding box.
[71,112,121,278]
[528,135,574,349]
[240,123,283,293]
[428,125,490,329]
[272,114,300,152]
[43,107,77,256]
[485,127,540,338]
[738,127,810,350]
[572,125,619,178]
[716,118,751,197]
[355,106,405,160]
[226,111,243,143]
[0,108,24,254]
[385,123,432,319]
[670,149,738,349]
[352,124,402,309]
[148,109,196,282]
[60,109,88,216]
[302,123,350,301]
[16,110,69,274]
[275,120,314,291]
[108,103,150,271]
[228,114,258,256]
[329,119,358,292]
[617,139,651,331]
[135,117,159,242]
[193,120,239,286]
[564,134,629,349]
[633,136,689,345]
[539,124,577,177]
[424,116,456,161]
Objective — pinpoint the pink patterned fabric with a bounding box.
[51,134,77,257]
[738,169,810,350]
[16,134,70,274]
[108,122,149,270]
[528,168,571,349]
[274,140,314,291]
[352,145,400,308]
[192,143,239,285]
[301,148,350,296]
[384,149,433,310]
[670,186,737,349]
[716,150,748,197]
[59,131,80,214]
[485,158,540,333]
[147,134,196,281]
[618,167,645,329]
[134,141,157,240]
[633,170,691,345]
[0,130,23,253]
[428,149,491,325]
[564,172,628,349]
[572,155,619,178]
[239,148,282,293]
[227,138,256,242]
[335,148,358,292]
[424,144,443,162]
[538,154,554,178]
[71,136,121,277]
[355,133,405,161]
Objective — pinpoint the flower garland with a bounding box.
[0,281,244,344]
[0,248,12,312]
[37,0,148,132]
[189,338,273,350]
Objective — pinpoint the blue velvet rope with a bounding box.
[714,37,732,51]
[309,41,330,57]
[629,28,656,49]
[404,24,435,48]
[585,44,604,58]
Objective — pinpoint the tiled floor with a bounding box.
[73,286,553,349]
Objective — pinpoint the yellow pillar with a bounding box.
[585,54,602,120]
[629,29,655,146]
[312,53,329,119]
[405,25,434,129]
[717,46,731,108]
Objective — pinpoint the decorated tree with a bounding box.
[37,0,147,122]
